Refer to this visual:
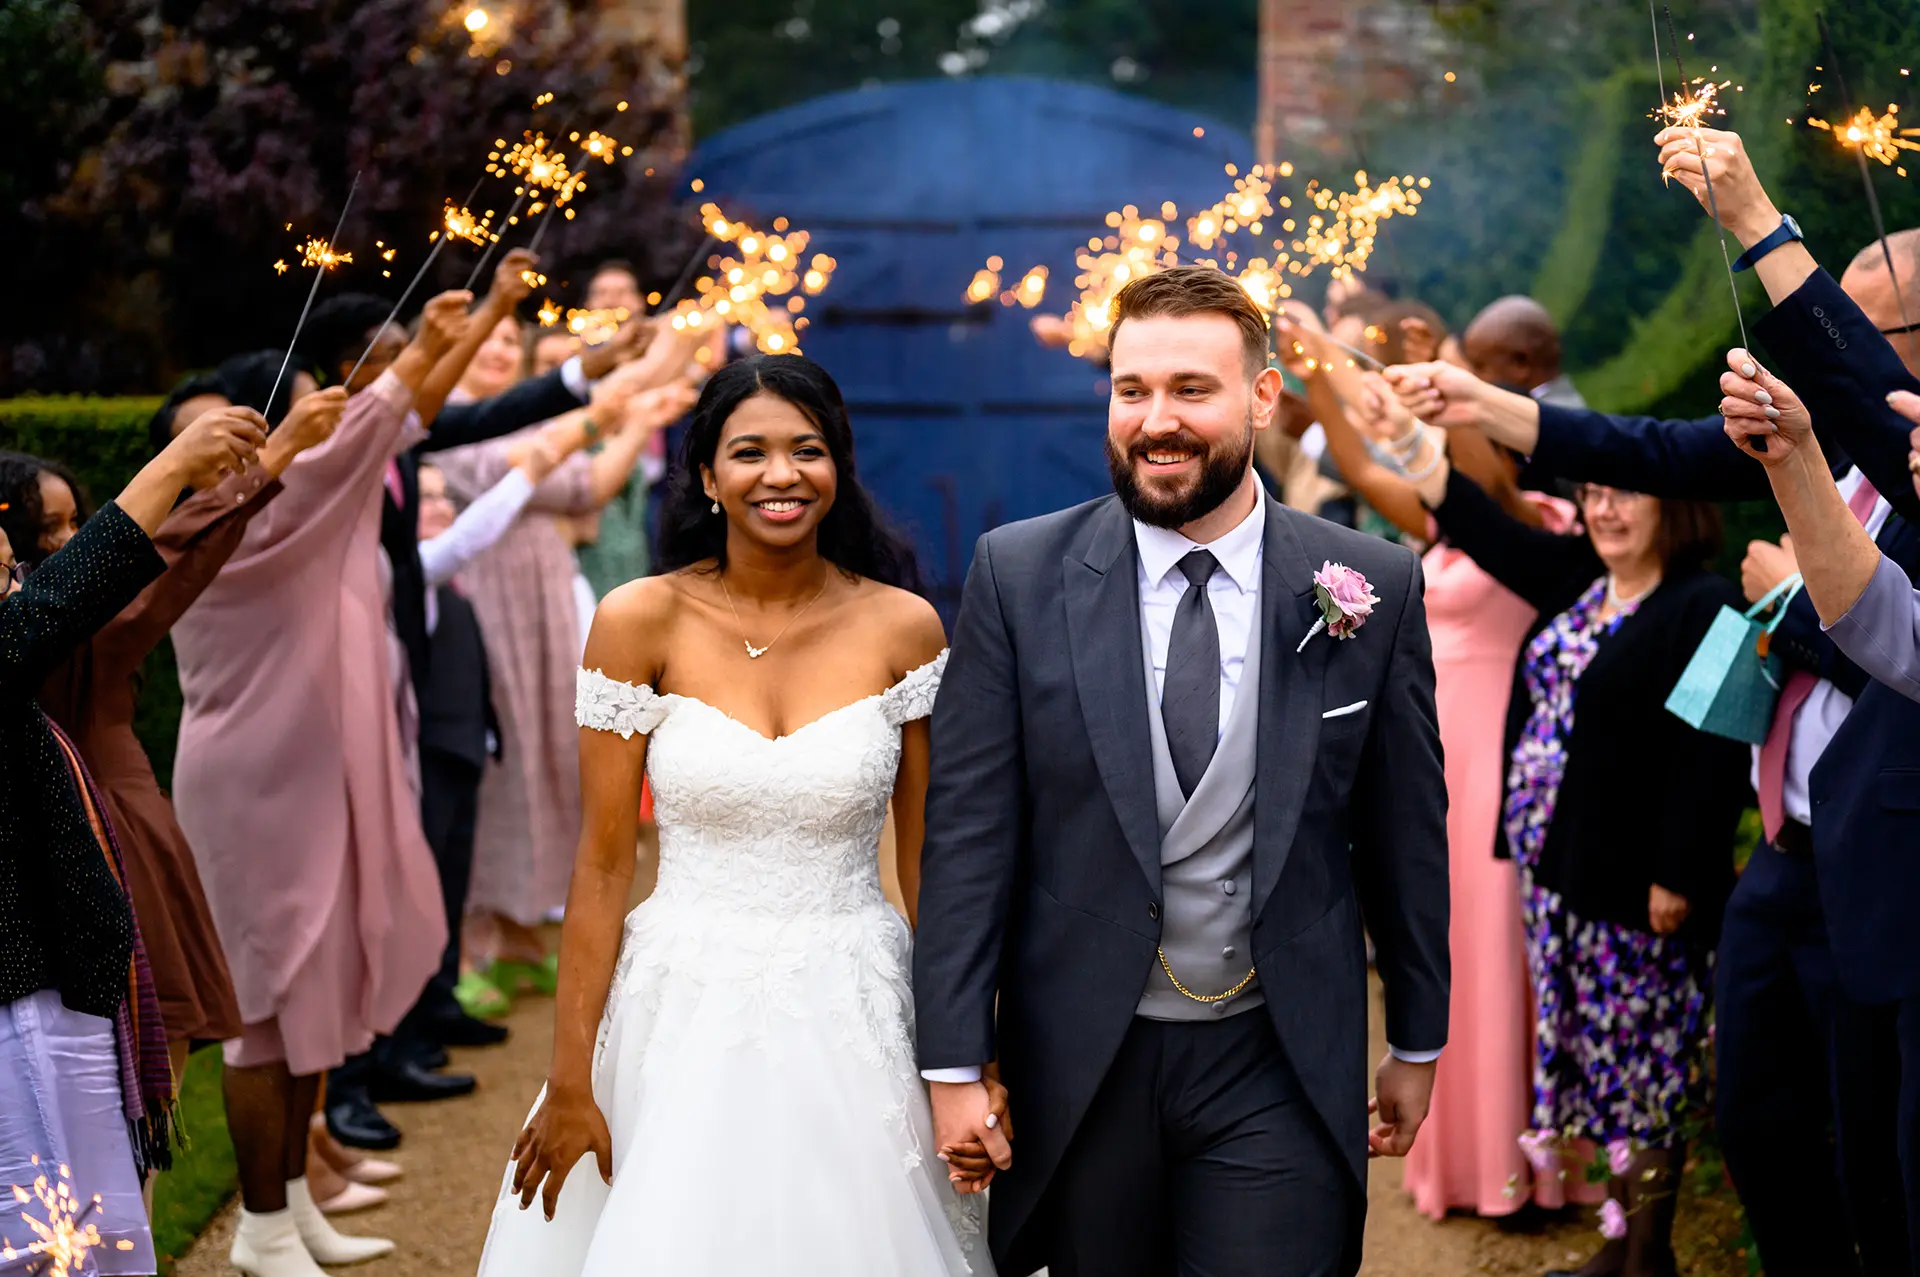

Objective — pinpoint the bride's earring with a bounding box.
[711,501,720,514]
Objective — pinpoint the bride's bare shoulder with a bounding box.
[585,570,708,682]
[853,579,947,675]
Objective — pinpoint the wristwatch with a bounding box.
[1732,214,1804,272]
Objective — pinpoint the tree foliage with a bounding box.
[5,0,687,395]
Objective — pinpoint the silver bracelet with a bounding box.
[1386,421,1425,458]
[1400,434,1445,482]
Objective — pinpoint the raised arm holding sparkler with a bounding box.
[413,248,543,427]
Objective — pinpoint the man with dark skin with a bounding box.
[1459,295,1585,407]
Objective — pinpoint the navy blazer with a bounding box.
[1512,268,1920,1002]
[379,369,585,695]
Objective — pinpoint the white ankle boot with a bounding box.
[287,1177,395,1265]
[230,1206,330,1277]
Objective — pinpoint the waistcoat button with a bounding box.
[1148,902,1161,921]
[1222,880,1237,896]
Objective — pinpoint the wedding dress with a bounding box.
[474,651,990,1276]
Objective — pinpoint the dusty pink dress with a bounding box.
[1402,495,1604,1219]
[170,371,447,1076]
[432,424,596,927]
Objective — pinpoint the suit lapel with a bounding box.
[1064,499,1162,893]
[1253,498,1331,918]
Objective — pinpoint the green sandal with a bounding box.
[454,970,512,1019]
[487,954,559,997]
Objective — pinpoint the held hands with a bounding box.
[577,316,657,380]
[1653,127,1778,245]
[928,1077,1013,1195]
[510,1084,613,1221]
[627,381,700,436]
[1648,884,1691,936]
[1741,536,1799,605]
[1367,1054,1435,1158]
[1382,361,1492,432]
[162,405,269,490]
[1720,348,1813,465]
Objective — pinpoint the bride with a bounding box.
[475,353,995,1275]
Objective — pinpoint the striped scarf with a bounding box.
[45,717,176,1176]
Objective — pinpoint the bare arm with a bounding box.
[510,579,667,1219]
[1655,126,1816,305]
[415,251,537,427]
[892,719,931,929]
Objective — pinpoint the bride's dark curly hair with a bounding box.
[655,354,921,592]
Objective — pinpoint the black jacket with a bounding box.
[0,503,162,1014]
[1431,470,1749,940]
[419,584,497,772]
[380,369,586,696]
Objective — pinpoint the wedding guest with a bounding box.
[1386,138,1920,1271]
[435,376,696,993]
[170,292,470,1277]
[1460,295,1587,408]
[0,409,266,1274]
[577,259,669,601]
[1721,362,1920,705]
[1406,440,1749,1274]
[1278,317,1597,1221]
[35,356,342,1107]
[396,427,590,1041]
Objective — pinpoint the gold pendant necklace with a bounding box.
[719,571,829,660]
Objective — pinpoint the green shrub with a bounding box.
[1,395,184,781]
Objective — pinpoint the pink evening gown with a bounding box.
[1400,496,1604,1219]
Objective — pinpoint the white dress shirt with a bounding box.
[1749,467,1891,825]
[420,468,537,636]
[925,494,1433,1084]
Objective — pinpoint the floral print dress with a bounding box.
[1503,579,1708,1148]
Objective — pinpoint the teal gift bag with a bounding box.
[1665,574,1803,745]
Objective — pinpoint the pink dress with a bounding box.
[170,371,447,1076]
[1401,495,1603,1219]
[432,425,597,927]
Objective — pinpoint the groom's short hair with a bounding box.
[1109,266,1271,376]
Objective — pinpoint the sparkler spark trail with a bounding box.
[1812,11,1918,361]
[272,173,361,405]
[346,179,489,386]
[662,203,831,354]
[467,131,574,288]
[4,1158,135,1276]
[1658,6,1748,354]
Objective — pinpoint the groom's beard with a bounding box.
[1106,415,1255,530]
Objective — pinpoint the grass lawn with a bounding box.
[151,1045,237,1274]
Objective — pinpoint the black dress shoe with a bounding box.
[425,1010,511,1049]
[413,1043,450,1071]
[368,1058,478,1103]
[326,1086,401,1150]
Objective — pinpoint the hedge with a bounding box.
[2,395,185,783]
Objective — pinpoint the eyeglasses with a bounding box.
[1574,484,1650,511]
[1,562,24,593]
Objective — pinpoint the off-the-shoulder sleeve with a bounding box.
[880,650,949,727]
[576,667,668,738]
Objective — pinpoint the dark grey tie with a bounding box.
[1162,549,1220,799]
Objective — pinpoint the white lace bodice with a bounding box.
[575,653,947,916]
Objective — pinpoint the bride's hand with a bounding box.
[510,1085,613,1219]
[937,1073,1014,1190]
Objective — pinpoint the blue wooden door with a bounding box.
[688,76,1252,618]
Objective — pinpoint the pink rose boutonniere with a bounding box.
[1297,561,1381,653]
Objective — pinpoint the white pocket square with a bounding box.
[1322,700,1368,719]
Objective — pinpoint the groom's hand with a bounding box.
[930,1079,1012,1194]
[1367,1054,1436,1158]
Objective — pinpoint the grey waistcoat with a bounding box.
[1135,582,1264,1022]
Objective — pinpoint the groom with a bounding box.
[914,265,1450,1276]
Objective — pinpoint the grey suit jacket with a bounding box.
[912,491,1450,1274]
[1826,554,1920,704]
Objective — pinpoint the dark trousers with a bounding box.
[1714,841,1907,1276]
[1045,1013,1353,1277]
[404,749,483,1032]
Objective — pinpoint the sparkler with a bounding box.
[1654,5,1748,354]
[466,131,573,288]
[1812,12,1918,362]
[271,173,360,405]
[344,180,490,386]
[4,1158,135,1276]
[969,161,1426,359]
[526,125,625,254]
[663,203,833,354]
